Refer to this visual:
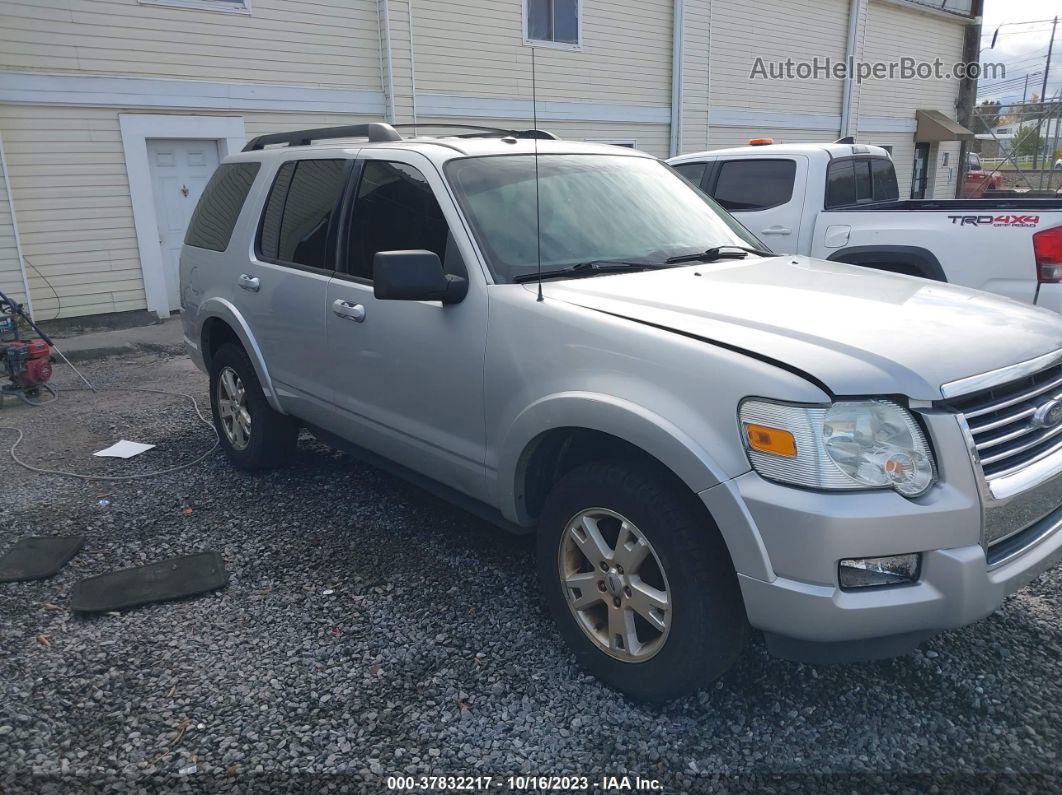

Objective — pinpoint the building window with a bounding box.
[526,0,580,47]
[138,0,250,15]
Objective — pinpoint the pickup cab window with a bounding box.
[445,154,762,283]
[671,161,707,188]
[711,159,796,211]
[826,157,898,208]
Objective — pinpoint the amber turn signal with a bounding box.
[745,424,797,457]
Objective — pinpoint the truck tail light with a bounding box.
[1034,226,1062,283]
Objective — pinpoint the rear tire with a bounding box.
[537,459,748,701]
[209,342,297,471]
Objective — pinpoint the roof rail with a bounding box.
[242,122,403,151]
[391,123,559,140]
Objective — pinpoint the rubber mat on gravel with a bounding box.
[70,551,228,612]
[0,536,85,582]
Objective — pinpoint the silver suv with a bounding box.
[181,123,1062,700]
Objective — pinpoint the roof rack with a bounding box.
[242,122,559,152]
[243,123,403,151]
[391,123,558,140]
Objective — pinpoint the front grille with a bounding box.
[948,360,1062,480]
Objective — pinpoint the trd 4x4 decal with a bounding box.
[948,215,1040,227]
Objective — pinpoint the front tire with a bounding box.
[537,460,748,701]
[209,343,297,471]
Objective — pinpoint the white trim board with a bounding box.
[416,94,671,124]
[0,131,32,318]
[0,72,669,125]
[120,114,246,318]
[139,0,251,14]
[707,108,843,131]
[0,72,386,115]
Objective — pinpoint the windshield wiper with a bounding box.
[511,260,670,283]
[664,245,774,265]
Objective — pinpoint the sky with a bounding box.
[978,0,1061,103]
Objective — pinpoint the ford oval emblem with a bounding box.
[1032,399,1062,429]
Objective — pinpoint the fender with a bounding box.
[827,245,947,282]
[197,296,286,414]
[494,391,739,526]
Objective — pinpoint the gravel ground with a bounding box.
[1,352,1060,794]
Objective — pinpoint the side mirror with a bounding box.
[373,250,468,305]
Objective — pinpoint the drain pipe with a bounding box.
[0,131,33,320]
[839,0,864,140]
[670,0,684,157]
[378,0,397,124]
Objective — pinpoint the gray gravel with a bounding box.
[1,353,1061,793]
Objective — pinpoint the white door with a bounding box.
[147,139,220,310]
[707,156,808,253]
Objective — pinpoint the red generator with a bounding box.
[2,338,53,388]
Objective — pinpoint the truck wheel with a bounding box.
[537,460,748,701]
[209,343,297,471]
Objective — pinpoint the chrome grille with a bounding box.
[948,360,1062,480]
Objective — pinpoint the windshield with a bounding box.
[444,154,767,283]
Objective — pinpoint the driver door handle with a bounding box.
[238,273,260,292]
[332,299,366,323]
[761,226,792,236]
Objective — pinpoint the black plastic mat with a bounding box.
[70,551,228,613]
[0,536,85,582]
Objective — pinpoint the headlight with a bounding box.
[739,399,935,497]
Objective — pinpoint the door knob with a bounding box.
[761,226,792,236]
[180,184,190,197]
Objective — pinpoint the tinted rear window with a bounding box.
[257,159,347,270]
[826,157,898,207]
[184,162,260,252]
[870,158,899,201]
[712,159,796,211]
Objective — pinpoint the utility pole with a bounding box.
[1033,15,1057,172]
[956,0,983,198]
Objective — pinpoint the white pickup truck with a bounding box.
[668,142,1062,311]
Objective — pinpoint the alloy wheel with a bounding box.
[557,508,671,662]
[217,366,251,451]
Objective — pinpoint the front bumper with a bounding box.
[700,413,1062,658]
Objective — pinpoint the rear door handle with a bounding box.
[238,274,260,292]
[760,226,793,236]
[332,299,366,323]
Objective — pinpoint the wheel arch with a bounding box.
[197,297,285,413]
[827,245,946,282]
[497,393,733,528]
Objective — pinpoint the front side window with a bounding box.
[712,159,796,211]
[257,159,347,271]
[526,0,579,46]
[445,154,763,284]
[345,161,451,281]
[185,162,260,252]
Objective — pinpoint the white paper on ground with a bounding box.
[93,440,156,459]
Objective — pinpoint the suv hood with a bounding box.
[542,256,1062,400]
